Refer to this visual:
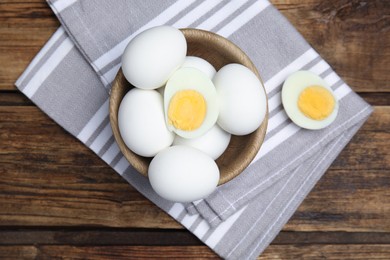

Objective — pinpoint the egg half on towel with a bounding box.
[282,70,339,130]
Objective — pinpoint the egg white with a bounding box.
[181,56,216,79]
[118,88,174,157]
[213,63,267,135]
[282,70,339,130]
[148,145,220,202]
[121,26,187,90]
[173,124,231,160]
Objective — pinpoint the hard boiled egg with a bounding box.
[282,70,338,130]
[121,26,187,90]
[164,67,219,139]
[213,64,267,135]
[181,56,216,79]
[148,145,220,202]
[173,124,231,160]
[118,88,174,157]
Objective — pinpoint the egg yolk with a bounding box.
[168,90,206,131]
[298,85,335,120]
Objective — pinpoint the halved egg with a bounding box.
[282,70,339,130]
[164,67,219,139]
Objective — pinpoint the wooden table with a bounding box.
[1,0,389,259]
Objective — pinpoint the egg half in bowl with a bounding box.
[164,67,219,139]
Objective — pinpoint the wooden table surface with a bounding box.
[1,0,389,259]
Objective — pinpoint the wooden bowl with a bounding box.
[110,28,268,185]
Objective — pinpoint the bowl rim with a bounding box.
[109,28,268,186]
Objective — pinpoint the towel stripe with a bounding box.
[93,0,197,71]
[85,116,110,147]
[101,0,263,88]
[172,0,221,28]
[197,0,250,31]
[89,123,113,154]
[101,0,228,86]
[23,37,74,98]
[16,27,66,88]
[102,142,121,164]
[181,213,199,228]
[204,205,248,247]
[217,0,270,38]
[246,136,343,258]
[264,48,318,93]
[193,219,210,238]
[51,0,77,14]
[77,98,109,143]
[114,156,130,176]
[99,0,270,87]
[169,203,186,218]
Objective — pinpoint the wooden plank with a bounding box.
[0,229,202,246]
[0,0,58,28]
[0,106,180,228]
[0,246,37,260]
[1,229,390,246]
[0,27,57,90]
[1,0,388,91]
[359,93,390,106]
[1,91,389,107]
[0,90,35,106]
[0,92,33,106]
[0,244,389,259]
[0,106,388,230]
[261,244,390,259]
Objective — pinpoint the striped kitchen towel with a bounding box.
[15,0,372,259]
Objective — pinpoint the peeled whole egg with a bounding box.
[148,145,220,202]
[213,64,267,135]
[164,67,219,139]
[121,26,187,90]
[282,70,339,130]
[173,124,231,160]
[118,88,174,157]
[181,56,216,79]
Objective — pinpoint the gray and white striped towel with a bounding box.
[16,0,373,259]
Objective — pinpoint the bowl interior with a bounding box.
[110,28,268,185]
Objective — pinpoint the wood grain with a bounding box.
[0,1,58,28]
[0,27,57,90]
[1,0,388,91]
[0,106,388,231]
[1,245,390,260]
[261,244,390,259]
[1,230,389,246]
[1,91,388,107]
